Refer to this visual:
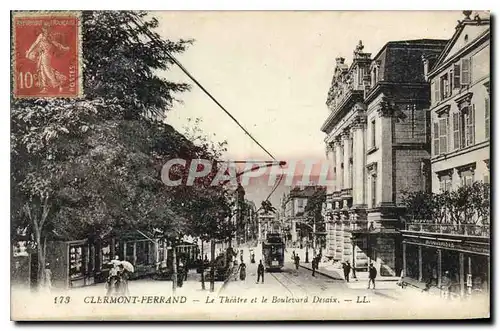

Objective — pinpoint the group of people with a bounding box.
[234,249,264,284]
[106,257,132,296]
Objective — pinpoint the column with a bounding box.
[342,130,351,189]
[335,138,343,190]
[418,246,423,282]
[437,249,442,288]
[402,243,407,277]
[378,105,394,204]
[133,242,137,266]
[351,116,366,207]
[459,253,465,297]
[327,143,337,193]
[468,256,472,295]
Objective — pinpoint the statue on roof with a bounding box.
[354,40,364,54]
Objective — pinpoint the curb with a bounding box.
[298,264,344,281]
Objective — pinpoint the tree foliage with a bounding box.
[402,182,490,225]
[10,11,204,286]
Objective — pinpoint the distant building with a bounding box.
[321,39,447,275]
[281,186,323,246]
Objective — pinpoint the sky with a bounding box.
[154,11,463,205]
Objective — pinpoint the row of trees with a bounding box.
[11,11,235,291]
[401,182,490,225]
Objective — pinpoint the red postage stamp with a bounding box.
[12,11,82,99]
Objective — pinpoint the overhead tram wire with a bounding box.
[128,13,286,206]
[127,13,277,162]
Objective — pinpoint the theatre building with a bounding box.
[321,39,446,276]
[401,12,490,298]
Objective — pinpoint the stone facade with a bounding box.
[321,39,447,276]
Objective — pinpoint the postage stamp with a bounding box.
[12,11,82,99]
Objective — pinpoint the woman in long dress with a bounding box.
[25,23,69,93]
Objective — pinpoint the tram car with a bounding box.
[262,233,285,271]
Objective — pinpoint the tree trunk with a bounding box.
[200,239,205,290]
[172,244,177,295]
[210,238,215,292]
[35,231,45,291]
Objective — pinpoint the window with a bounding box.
[439,117,448,154]
[434,79,441,103]
[371,174,377,208]
[485,97,490,139]
[460,171,474,187]
[453,64,461,89]
[439,175,452,192]
[433,122,439,155]
[452,113,460,150]
[440,74,450,99]
[372,67,378,86]
[69,245,85,278]
[461,58,470,86]
[460,105,475,148]
[371,119,376,147]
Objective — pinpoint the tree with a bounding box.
[402,182,491,234]
[304,187,326,251]
[11,11,194,288]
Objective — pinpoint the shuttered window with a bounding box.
[453,64,461,88]
[453,112,460,150]
[434,78,440,103]
[439,117,448,154]
[465,105,475,146]
[461,58,470,86]
[433,122,440,155]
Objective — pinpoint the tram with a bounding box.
[262,233,285,271]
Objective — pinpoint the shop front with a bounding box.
[401,230,490,299]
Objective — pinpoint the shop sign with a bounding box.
[403,237,489,255]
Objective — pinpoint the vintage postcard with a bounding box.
[10,10,490,321]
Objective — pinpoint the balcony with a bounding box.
[404,222,490,238]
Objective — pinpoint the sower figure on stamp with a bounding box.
[25,23,69,93]
[257,260,264,284]
[368,263,377,289]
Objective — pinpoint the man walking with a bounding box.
[312,256,317,277]
[257,260,265,284]
[294,254,300,270]
[343,261,351,282]
[368,263,377,289]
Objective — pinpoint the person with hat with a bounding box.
[368,263,377,289]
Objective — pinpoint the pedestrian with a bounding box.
[351,262,358,281]
[294,254,300,270]
[238,261,247,281]
[368,263,377,289]
[106,263,120,296]
[118,264,130,296]
[343,261,351,282]
[312,256,317,277]
[257,260,265,283]
[183,259,189,281]
[44,263,52,292]
[441,271,451,299]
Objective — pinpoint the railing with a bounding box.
[405,222,489,238]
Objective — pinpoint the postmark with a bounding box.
[12,11,82,99]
